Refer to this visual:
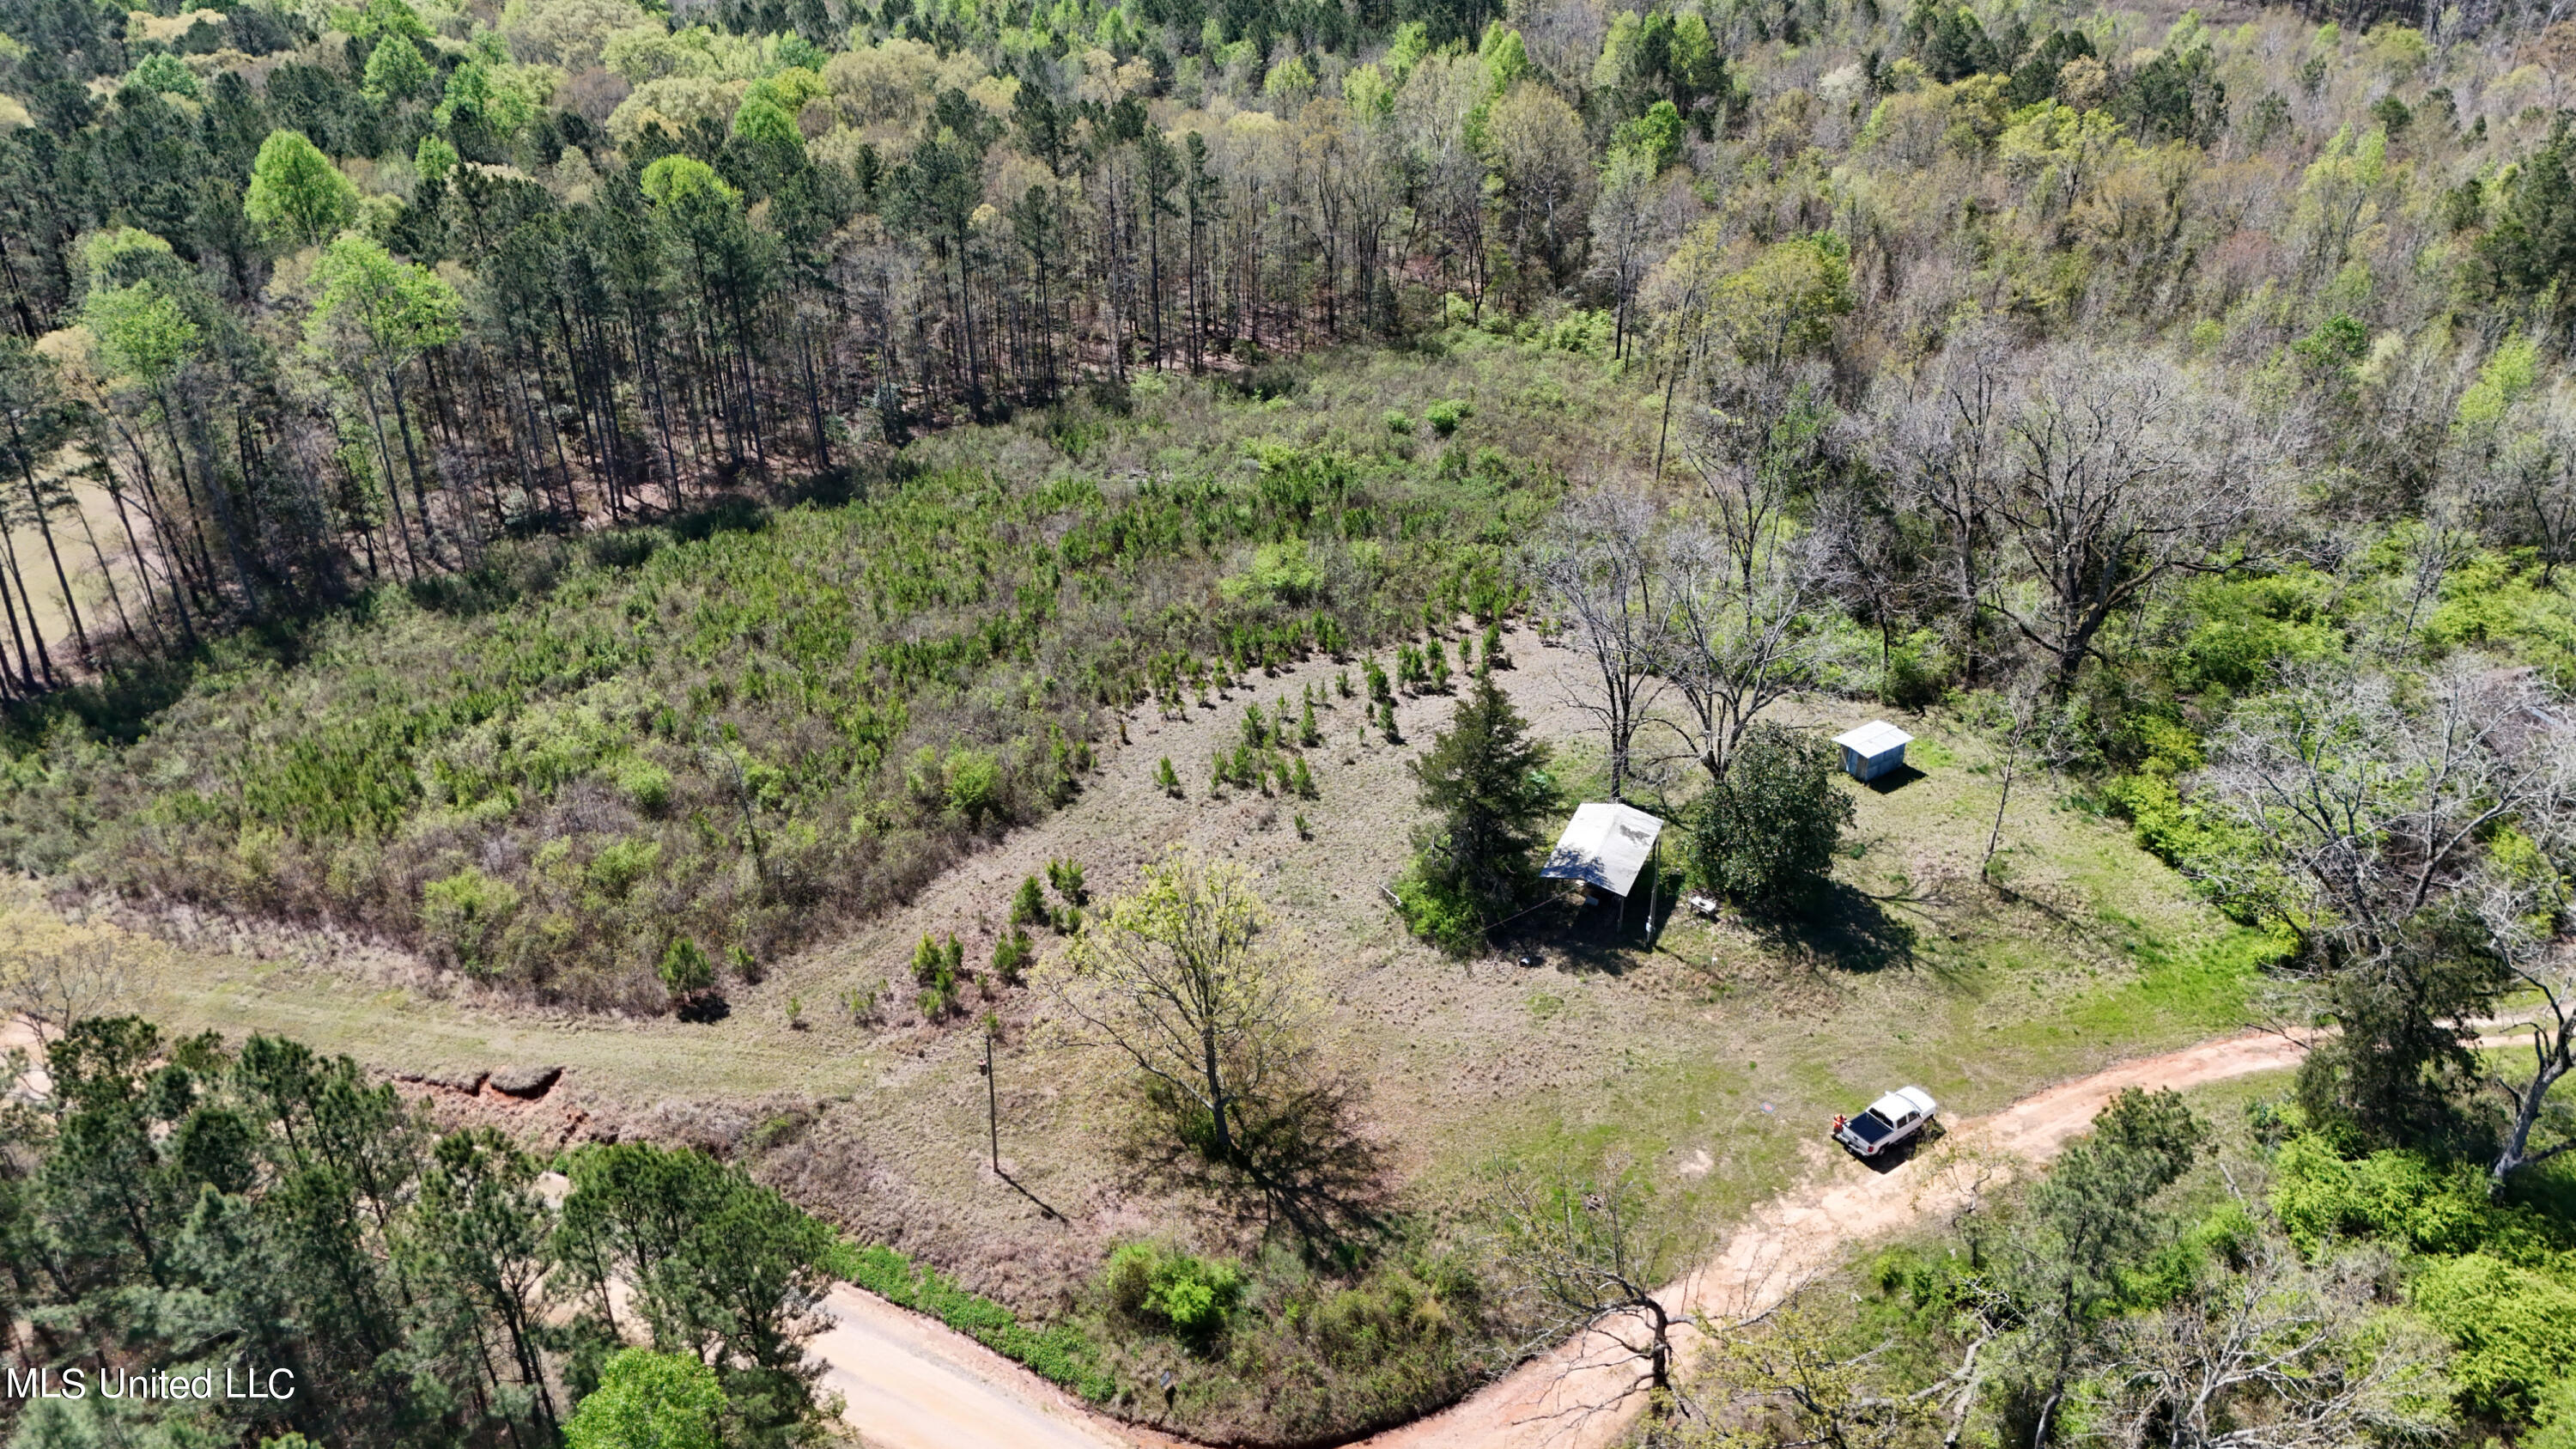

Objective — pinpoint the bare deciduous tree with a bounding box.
[1536,490,1665,802]
[1655,380,1848,786]
[1993,346,2276,685]
[1872,326,2018,683]
[1481,1152,1691,1425]
[1677,1285,1932,1449]
[2205,663,2574,964]
[0,935,132,1039]
[2098,1243,2454,1449]
[2470,383,2576,586]
[2206,661,2576,1182]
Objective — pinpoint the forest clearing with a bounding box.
[0,0,2572,1439]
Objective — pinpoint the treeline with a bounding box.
[0,0,2567,686]
[0,1016,844,1449]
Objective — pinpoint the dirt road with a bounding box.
[819,1030,2318,1449]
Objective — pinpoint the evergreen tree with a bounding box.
[1404,673,1554,940]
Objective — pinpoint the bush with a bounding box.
[1392,870,1483,955]
[841,1243,1112,1400]
[2412,1253,2576,1418]
[1680,723,1851,910]
[1383,409,1414,435]
[944,748,1001,825]
[1101,1243,1245,1346]
[613,758,674,815]
[658,937,715,995]
[992,927,1032,985]
[1880,628,1951,709]
[421,867,519,977]
[1425,399,1471,436]
[2267,1135,2550,1261]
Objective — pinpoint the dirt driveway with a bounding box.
[818,1030,2318,1449]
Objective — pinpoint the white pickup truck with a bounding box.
[1833,1087,1938,1159]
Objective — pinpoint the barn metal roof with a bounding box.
[1540,802,1666,898]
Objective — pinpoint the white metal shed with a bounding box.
[1832,721,1914,782]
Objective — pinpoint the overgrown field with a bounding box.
[0,344,1628,1008]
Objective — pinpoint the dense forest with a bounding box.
[0,1017,848,1449]
[0,0,2572,997]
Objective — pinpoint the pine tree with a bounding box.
[1408,673,1554,926]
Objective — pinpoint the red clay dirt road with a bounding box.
[818,1029,2322,1449]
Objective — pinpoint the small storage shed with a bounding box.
[1541,802,1666,898]
[1833,721,1914,782]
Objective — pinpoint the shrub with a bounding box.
[943,747,1001,825]
[842,1243,1113,1400]
[1383,408,1414,435]
[589,837,662,898]
[1155,757,1182,797]
[1102,1243,1245,1346]
[991,926,1032,985]
[1010,875,1047,928]
[2413,1253,2576,1418]
[1680,724,1851,910]
[1880,628,1950,709]
[613,758,674,815]
[421,867,519,977]
[1392,869,1483,955]
[2268,1135,2538,1260]
[1425,399,1471,435]
[658,937,715,995]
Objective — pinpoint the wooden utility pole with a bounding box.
[981,1014,999,1173]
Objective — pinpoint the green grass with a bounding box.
[839,1242,1116,1401]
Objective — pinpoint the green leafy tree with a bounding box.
[362,33,434,104]
[2479,119,2576,321]
[1680,723,1850,910]
[244,130,358,251]
[308,232,461,572]
[1050,851,1308,1164]
[566,1348,726,1449]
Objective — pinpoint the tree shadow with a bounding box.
[1118,1067,1394,1252]
[1742,881,1920,974]
[668,494,773,542]
[673,993,732,1024]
